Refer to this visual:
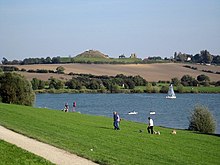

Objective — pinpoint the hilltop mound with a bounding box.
[76,50,109,58]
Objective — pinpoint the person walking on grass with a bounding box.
[147,117,154,134]
[113,112,120,130]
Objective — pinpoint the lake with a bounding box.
[35,93,220,134]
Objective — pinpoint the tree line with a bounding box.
[31,74,147,93]
[2,50,219,65]
[31,73,220,93]
[174,50,220,64]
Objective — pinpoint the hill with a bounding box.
[0,103,220,165]
[75,50,109,59]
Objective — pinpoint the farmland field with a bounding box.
[14,63,220,82]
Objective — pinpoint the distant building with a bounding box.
[119,54,126,58]
[186,57,192,61]
[130,53,137,58]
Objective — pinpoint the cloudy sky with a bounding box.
[0,0,220,60]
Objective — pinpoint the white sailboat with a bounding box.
[166,84,176,99]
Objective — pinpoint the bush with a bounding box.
[160,86,168,93]
[0,72,35,106]
[145,83,153,93]
[176,84,184,93]
[188,105,216,133]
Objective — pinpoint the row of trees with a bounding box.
[171,74,212,87]
[0,65,65,74]
[174,50,220,64]
[31,72,220,94]
[2,50,219,65]
[1,57,62,65]
[31,74,147,92]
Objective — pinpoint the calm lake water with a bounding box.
[35,93,220,134]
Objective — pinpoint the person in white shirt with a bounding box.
[147,117,154,134]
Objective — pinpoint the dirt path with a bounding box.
[0,126,98,165]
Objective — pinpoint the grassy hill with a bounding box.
[57,50,143,64]
[0,103,219,165]
[0,140,53,165]
[75,50,109,59]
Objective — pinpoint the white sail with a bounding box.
[166,84,176,99]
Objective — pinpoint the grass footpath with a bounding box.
[0,103,220,165]
[0,140,53,165]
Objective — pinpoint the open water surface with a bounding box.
[35,93,220,134]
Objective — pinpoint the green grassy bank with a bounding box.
[0,103,220,165]
[34,85,220,94]
[135,85,220,93]
[0,140,53,165]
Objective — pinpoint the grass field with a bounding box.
[59,56,143,64]
[135,85,220,93]
[183,86,220,93]
[0,140,53,165]
[0,103,220,165]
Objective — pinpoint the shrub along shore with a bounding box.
[0,103,219,165]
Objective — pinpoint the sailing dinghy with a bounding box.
[166,84,176,99]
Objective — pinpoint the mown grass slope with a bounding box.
[0,103,219,165]
[0,140,53,165]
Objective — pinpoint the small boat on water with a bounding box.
[128,111,138,115]
[166,84,176,99]
[150,111,155,115]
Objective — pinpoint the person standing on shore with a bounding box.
[64,103,69,112]
[72,101,76,112]
[147,117,154,134]
[113,112,120,130]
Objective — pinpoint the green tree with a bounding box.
[188,105,216,133]
[52,56,61,63]
[0,72,35,106]
[171,77,181,86]
[200,50,213,64]
[66,78,82,89]
[160,86,169,93]
[197,74,210,82]
[181,75,197,86]
[38,80,45,89]
[132,75,147,86]
[176,84,184,93]
[215,81,220,86]
[146,83,153,93]
[45,57,52,64]
[125,79,135,89]
[111,84,120,93]
[88,79,101,90]
[31,78,39,90]
[49,77,64,89]
[56,66,65,74]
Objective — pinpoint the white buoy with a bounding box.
[150,111,155,115]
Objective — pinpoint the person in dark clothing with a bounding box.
[113,111,120,130]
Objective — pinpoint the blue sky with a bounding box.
[0,0,220,60]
